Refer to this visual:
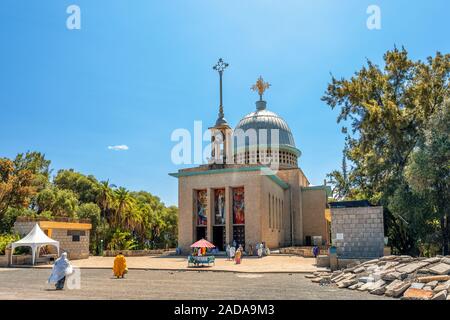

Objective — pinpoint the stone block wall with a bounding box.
[51,229,90,259]
[331,206,384,259]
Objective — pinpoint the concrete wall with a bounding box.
[301,188,329,245]
[276,168,309,245]
[260,173,289,249]
[330,206,384,259]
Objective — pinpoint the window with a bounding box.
[67,230,85,236]
[67,230,85,242]
[268,194,272,228]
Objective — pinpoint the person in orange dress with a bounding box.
[113,252,128,278]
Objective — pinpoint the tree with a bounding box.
[323,48,450,254]
[54,169,100,204]
[404,101,450,254]
[1,152,178,254]
[112,187,135,228]
[96,180,115,219]
[77,203,102,253]
[35,187,79,218]
[0,157,37,219]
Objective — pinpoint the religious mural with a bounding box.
[214,189,225,225]
[196,190,207,226]
[232,187,245,225]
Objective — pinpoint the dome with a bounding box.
[233,100,300,168]
[235,102,296,148]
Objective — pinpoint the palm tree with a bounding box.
[96,180,115,220]
[112,187,135,228]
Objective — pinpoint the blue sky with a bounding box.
[0,0,449,206]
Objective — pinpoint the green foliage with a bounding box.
[107,229,137,251]
[54,169,100,204]
[323,47,450,255]
[0,152,178,254]
[0,233,20,255]
[36,187,78,218]
[0,207,35,233]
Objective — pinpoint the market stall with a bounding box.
[188,239,215,267]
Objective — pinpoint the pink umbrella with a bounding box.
[190,239,215,249]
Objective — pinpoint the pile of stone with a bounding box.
[307,255,450,300]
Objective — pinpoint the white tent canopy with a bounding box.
[11,223,60,265]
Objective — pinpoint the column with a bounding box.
[225,186,233,245]
[206,188,214,242]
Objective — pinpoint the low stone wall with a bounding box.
[280,246,329,257]
[103,249,173,257]
[0,255,9,267]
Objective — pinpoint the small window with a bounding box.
[72,235,80,242]
[67,230,86,236]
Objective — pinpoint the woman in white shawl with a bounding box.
[48,252,73,290]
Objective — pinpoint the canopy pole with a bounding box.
[32,245,36,265]
[10,245,14,266]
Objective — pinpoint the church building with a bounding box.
[170,59,331,253]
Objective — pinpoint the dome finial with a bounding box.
[251,76,271,101]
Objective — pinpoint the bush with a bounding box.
[0,234,20,255]
[107,230,137,251]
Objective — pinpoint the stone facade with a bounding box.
[301,187,329,245]
[173,165,331,253]
[330,206,384,258]
[13,220,92,260]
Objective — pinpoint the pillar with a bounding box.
[225,186,233,245]
[206,188,214,242]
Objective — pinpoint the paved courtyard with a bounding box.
[0,268,392,300]
[34,255,327,273]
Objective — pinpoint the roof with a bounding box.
[301,185,333,198]
[169,166,290,190]
[329,200,372,208]
[234,101,299,154]
[13,223,59,246]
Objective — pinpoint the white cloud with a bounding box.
[107,145,129,151]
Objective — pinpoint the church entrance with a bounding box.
[233,226,245,248]
[196,227,206,241]
[213,226,225,251]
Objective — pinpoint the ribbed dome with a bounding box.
[234,101,296,150]
[233,100,300,168]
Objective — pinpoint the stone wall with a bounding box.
[51,229,90,259]
[331,206,384,259]
[103,249,172,257]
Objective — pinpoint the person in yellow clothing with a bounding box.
[113,252,128,278]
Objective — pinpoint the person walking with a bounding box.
[48,252,72,290]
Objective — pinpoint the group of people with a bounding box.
[47,251,128,290]
[226,244,244,264]
[193,247,207,257]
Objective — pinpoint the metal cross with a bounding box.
[213,58,229,118]
[213,58,229,75]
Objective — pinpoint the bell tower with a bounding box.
[209,58,232,165]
